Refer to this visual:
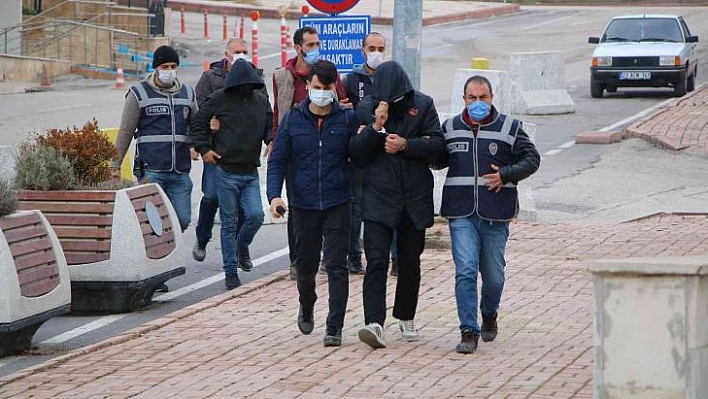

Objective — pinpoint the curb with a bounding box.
[167,1,520,26]
[0,271,289,387]
[626,83,708,151]
[575,131,622,145]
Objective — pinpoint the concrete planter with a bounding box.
[586,256,708,398]
[0,210,71,356]
[17,184,186,314]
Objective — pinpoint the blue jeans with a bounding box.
[144,170,193,232]
[195,162,245,246]
[449,213,509,333]
[215,167,264,274]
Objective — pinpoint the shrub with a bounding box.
[0,179,18,217]
[78,179,136,191]
[37,119,116,186]
[14,143,78,190]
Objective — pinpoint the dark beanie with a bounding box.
[152,46,180,68]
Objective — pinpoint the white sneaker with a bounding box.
[398,319,420,342]
[358,323,386,348]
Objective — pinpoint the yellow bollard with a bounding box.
[471,58,489,70]
[102,128,133,181]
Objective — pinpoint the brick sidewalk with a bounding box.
[2,214,707,398]
[628,84,708,154]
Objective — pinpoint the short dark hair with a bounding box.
[308,60,338,86]
[294,26,318,46]
[464,75,493,97]
[361,32,386,48]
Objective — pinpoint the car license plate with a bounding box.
[620,71,651,80]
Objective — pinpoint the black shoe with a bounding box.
[481,312,498,342]
[390,258,399,277]
[456,329,480,354]
[192,240,206,262]
[224,273,241,290]
[156,283,169,293]
[297,305,314,335]
[238,246,253,272]
[347,256,366,275]
[323,327,342,347]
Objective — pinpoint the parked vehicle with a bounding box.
[588,14,699,98]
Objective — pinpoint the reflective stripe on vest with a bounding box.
[440,114,520,221]
[130,81,194,173]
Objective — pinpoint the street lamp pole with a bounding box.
[392,0,422,90]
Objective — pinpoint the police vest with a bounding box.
[130,81,195,173]
[440,113,520,221]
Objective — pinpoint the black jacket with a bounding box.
[189,59,273,175]
[343,64,373,109]
[349,61,446,230]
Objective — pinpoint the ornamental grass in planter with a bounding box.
[14,120,185,314]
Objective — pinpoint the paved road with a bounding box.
[1,3,708,384]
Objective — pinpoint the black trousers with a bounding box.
[293,202,351,332]
[286,178,297,264]
[362,211,425,325]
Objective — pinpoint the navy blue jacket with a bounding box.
[267,99,358,210]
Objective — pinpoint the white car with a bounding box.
[588,14,699,98]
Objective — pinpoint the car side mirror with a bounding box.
[686,35,698,43]
[588,37,600,44]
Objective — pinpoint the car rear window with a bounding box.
[601,18,683,43]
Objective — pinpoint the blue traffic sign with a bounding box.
[299,15,370,73]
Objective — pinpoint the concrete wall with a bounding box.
[0,0,23,55]
[586,256,708,398]
[0,54,71,81]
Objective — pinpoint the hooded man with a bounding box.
[341,32,388,277]
[350,61,446,349]
[189,59,273,290]
[191,38,269,273]
[111,45,196,233]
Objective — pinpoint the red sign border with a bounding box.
[306,0,360,15]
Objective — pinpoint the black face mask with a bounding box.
[234,84,253,96]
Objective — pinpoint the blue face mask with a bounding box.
[467,100,491,122]
[303,49,320,65]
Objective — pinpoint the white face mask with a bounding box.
[229,52,249,63]
[366,51,384,69]
[309,88,334,107]
[157,69,177,85]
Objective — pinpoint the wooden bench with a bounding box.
[0,212,59,298]
[125,184,177,259]
[17,191,115,266]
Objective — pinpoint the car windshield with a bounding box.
[601,18,683,43]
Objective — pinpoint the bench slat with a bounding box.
[136,207,170,223]
[125,184,159,200]
[9,237,54,257]
[21,277,60,298]
[146,244,174,259]
[54,227,112,239]
[18,202,115,214]
[2,226,48,244]
[0,213,43,230]
[60,240,111,252]
[15,251,57,271]
[65,253,110,265]
[17,262,58,284]
[17,191,116,201]
[45,215,114,226]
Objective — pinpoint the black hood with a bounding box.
[371,61,414,104]
[224,59,265,92]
